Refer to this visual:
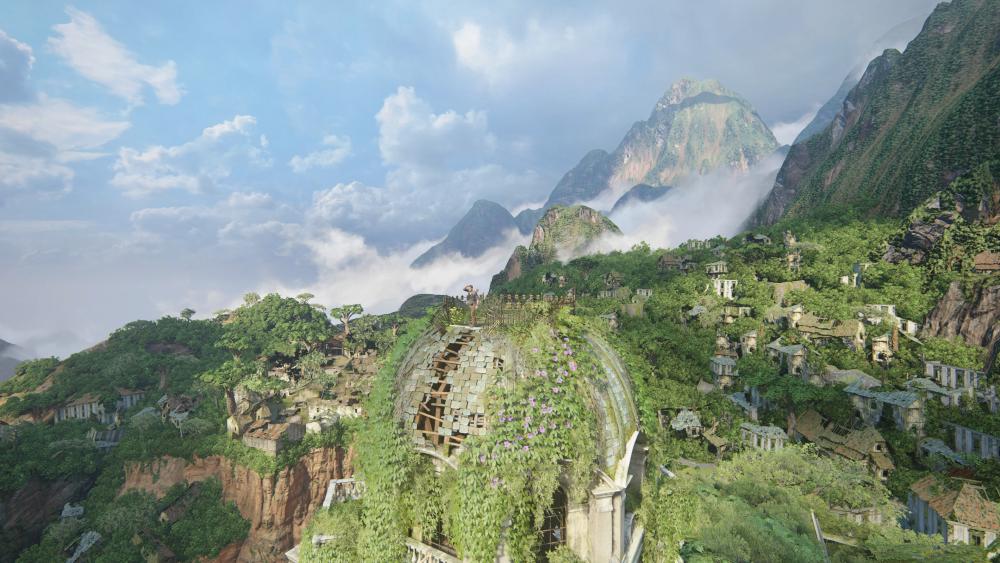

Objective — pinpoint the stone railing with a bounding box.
[405,538,462,563]
[321,478,365,508]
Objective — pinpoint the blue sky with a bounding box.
[0,1,939,356]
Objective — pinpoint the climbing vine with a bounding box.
[445,319,599,561]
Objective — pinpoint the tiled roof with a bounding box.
[844,382,919,407]
[670,409,701,431]
[911,475,1000,531]
[823,367,881,389]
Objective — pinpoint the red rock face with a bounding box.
[923,281,1000,355]
[120,447,353,562]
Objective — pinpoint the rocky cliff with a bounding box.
[0,476,93,561]
[120,447,352,562]
[923,281,1000,369]
[491,205,619,287]
[547,78,778,208]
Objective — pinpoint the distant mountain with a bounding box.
[756,0,1000,225]
[492,205,620,287]
[0,338,28,381]
[421,79,777,266]
[793,14,929,145]
[546,78,778,208]
[610,183,671,213]
[412,200,525,268]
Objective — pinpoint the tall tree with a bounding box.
[180,308,195,320]
[330,304,364,337]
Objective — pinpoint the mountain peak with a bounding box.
[657,78,732,107]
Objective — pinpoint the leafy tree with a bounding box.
[179,308,195,320]
[330,304,364,336]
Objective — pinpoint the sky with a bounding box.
[0,0,940,357]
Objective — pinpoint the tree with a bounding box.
[330,304,364,337]
[180,308,195,320]
[296,292,315,303]
[243,292,261,306]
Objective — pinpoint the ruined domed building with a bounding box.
[391,316,645,562]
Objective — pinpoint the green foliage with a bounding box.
[0,358,59,394]
[299,501,363,562]
[220,293,334,359]
[162,479,249,560]
[0,420,101,495]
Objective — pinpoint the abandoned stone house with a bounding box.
[597,287,632,300]
[950,424,1000,460]
[721,305,752,325]
[844,382,924,434]
[973,251,1000,274]
[55,388,146,425]
[393,325,645,562]
[657,254,694,273]
[683,239,710,250]
[87,428,125,450]
[322,478,366,508]
[795,313,866,350]
[925,361,985,391]
[710,279,738,300]
[783,231,797,248]
[55,394,109,424]
[919,438,969,467]
[908,475,1000,547]
[815,367,881,389]
[864,304,921,336]
[740,330,758,355]
[710,355,738,389]
[907,377,965,407]
[669,409,702,438]
[786,250,802,273]
[766,339,807,378]
[634,288,653,300]
[241,420,305,456]
[795,410,895,481]
[739,423,786,451]
[746,233,771,245]
[870,333,895,365]
[705,261,728,277]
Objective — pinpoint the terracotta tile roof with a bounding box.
[910,475,1000,531]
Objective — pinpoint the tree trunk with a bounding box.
[786,410,797,438]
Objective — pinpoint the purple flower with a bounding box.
[568,360,577,372]
[523,420,531,428]
[552,387,561,393]
[556,376,564,383]
[564,349,572,356]
[538,426,546,434]
[563,337,569,342]
[565,421,573,428]
[525,415,532,423]
[504,440,512,449]
[527,432,535,439]
[490,476,501,487]
[549,422,557,429]
[522,445,530,452]
[528,396,536,407]
[479,454,486,463]
[532,347,539,353]
[552,355,559,363]
[539,370,547,377]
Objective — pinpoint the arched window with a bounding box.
[537,487,568,561]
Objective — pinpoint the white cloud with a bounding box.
[48,7,183,105]
[769,105,820,146]
[377,86,495,169]
[111,115,268,197]
[289,134,352,173]
[592,153,784,254]
[0,29,35,102]
[0,96,130,150]
[451,19,616,91]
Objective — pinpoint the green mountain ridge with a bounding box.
[755,0,1000,225]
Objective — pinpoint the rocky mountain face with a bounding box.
[412,200,526,268]
[547,78,778,208]
[755,0,1000,225]
[1,476,93,560]
[120,447,352,562]
[492,205,619,287]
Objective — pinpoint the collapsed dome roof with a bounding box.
[393,325,639,470]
